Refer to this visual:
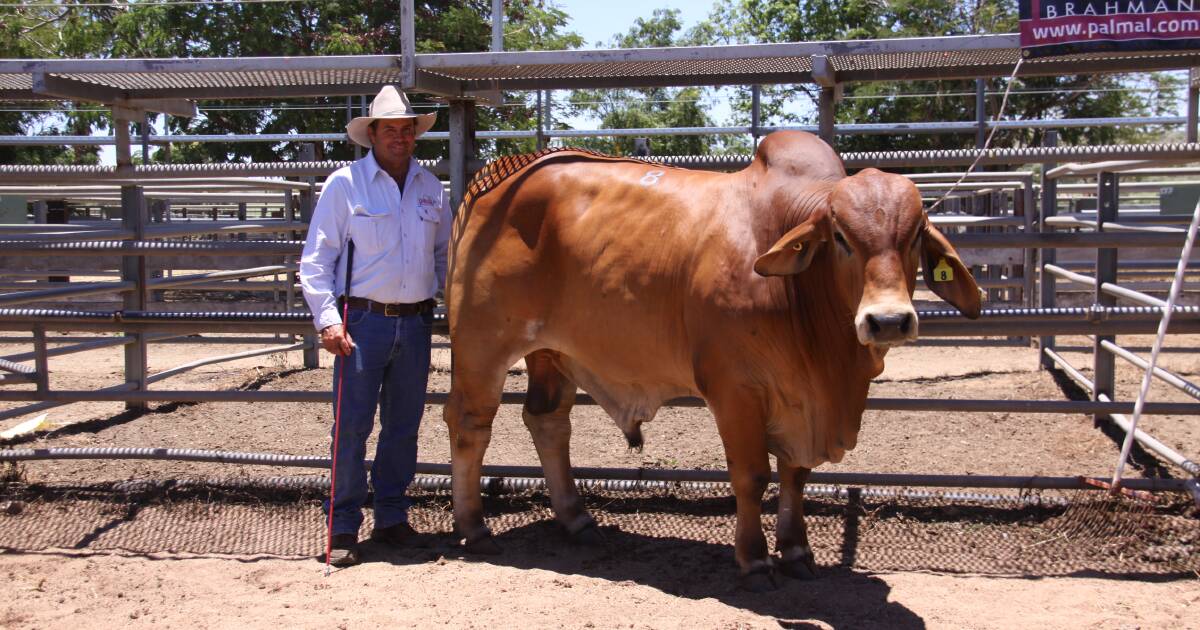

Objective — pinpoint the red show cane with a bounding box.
[324,240,354,575]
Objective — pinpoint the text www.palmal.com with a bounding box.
[1032,16,1200,39]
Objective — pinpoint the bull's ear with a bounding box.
[753,219,823,276]
[920,221,982,319]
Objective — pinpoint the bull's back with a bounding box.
[450,155,744,383]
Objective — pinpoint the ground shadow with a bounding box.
[361,521,927,630]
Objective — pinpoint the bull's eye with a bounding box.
[833,231,852,256]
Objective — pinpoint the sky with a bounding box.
[552,0,716,48]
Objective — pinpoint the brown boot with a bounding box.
[370,521,418,546]
[327,533,360,566]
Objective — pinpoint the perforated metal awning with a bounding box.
[0,33,1197,106]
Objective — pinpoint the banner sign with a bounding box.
[1019,1,1200,57]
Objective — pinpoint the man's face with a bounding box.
[368,118,417,164]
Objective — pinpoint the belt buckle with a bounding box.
[383,303,402,317]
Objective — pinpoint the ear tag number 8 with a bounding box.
[933,258,953,282]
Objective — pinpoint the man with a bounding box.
[300,85,451,566]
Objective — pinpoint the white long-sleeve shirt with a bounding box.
[300,151,452,331]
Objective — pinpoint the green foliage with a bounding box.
[1,0,582,163]
[695,0,1184,152]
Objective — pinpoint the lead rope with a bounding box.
[325,240,355,575]
[926,56,1024,213]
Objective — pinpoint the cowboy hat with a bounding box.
[345,86,437,148]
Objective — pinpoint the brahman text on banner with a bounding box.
[1019,1,1200,57]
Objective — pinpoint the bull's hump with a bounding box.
[754,131,845,180]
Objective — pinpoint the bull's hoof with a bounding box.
[778,550,818,580]
[739,566,779,592]
[462,533,502,555]
[567,522,607,547]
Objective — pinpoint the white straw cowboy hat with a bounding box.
[346,85,437,148]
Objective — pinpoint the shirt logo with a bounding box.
[417,195,438,209]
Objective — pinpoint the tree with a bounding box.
[693,0,1184,152]
[565,9,739,156]
[1,0,582,163]
[0,4,96,165]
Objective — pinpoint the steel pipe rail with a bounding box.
[0,447,1189,493]
[1,117,1185,146]
[1101,283,1169,309]
[141,222,306,239]
[1057,260,1200,271]
[1044,263,1096,286]
[1,336,132,363]
[1100,393,1200,477]
[0,357,36,376]
[1044,264,1170,309]
[0,388,1198,415]
[0,144,1193,184]
[0,231,1186,257]
[1044,216,1188,234]
[0,179,306,192]
[0,240,303,256]
[10,229,135,243]
[948,231,1187,248]
[0,382,137,424]
[1046,159,1200,179]
[905,171,1034,182]
[1058,180,1200,192]
[147,341,307,384]
[148,265,295,290]
[0,306,1197,338]
[0,280,135,308]
[1042,349,1200,477]
[1051,212,1196,225]
[1100,339,1200,402]
[147,281,295,292]
[928,215,1025,227]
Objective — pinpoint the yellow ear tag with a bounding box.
[933,258,953,282]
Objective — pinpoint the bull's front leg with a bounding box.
[444,374,502,554]
[709,394,776,591]
[776,463,817,579]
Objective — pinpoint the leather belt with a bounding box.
[342,295,434,317]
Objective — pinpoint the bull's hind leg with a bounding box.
[776,463,817,580]
[521,350,602,544]
[444,350,509,554]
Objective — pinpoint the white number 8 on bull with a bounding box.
[640,170,665,186]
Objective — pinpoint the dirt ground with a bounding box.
[0,333,1198,629]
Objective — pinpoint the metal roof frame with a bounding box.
[1,33,1199,107]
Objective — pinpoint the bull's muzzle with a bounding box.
[855,305,919,347]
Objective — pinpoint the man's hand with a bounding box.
[319,324,354,357]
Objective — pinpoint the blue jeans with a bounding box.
[326,307,433,536]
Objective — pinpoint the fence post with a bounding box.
[1188,69,1198,144]
[818,87,836,146]
[1093,170,1119,425]
[449,99,478,212]
[1038,130,1058,369]
[975,79,987,149]
[535,90,546,150]
[121,180,148,412]
[32,325,48,396]
[298,143,320,368]
[751,84,761,149]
